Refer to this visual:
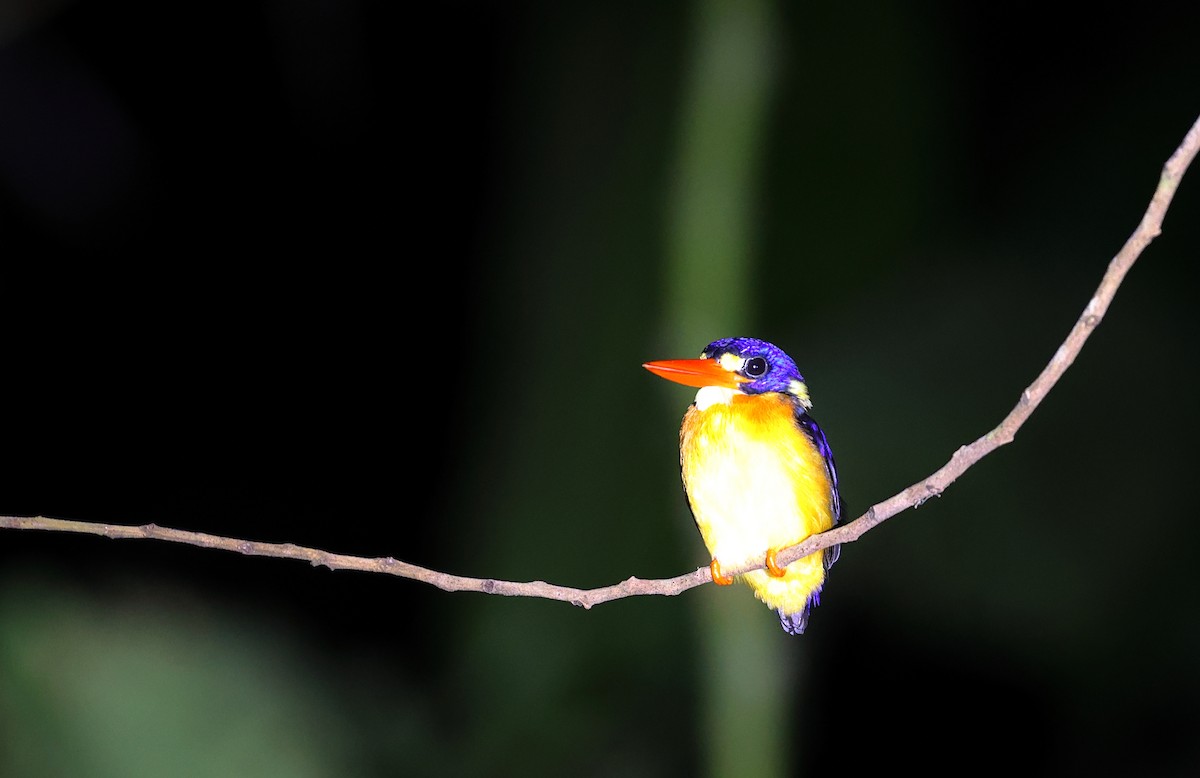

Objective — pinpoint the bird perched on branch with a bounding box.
[643,337,842,634]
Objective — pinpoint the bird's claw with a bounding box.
[710,559,734,586]
[765,548,787,578]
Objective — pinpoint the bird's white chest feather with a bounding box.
[681,399,816,566]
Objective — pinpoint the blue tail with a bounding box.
[778,588,823,635]
[778,608,811,635]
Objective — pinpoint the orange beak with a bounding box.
[642,358,745,389]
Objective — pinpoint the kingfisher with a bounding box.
[643,337,842,634]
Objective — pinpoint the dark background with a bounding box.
[2,2,1198,776]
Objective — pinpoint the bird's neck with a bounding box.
[694,385,810,414]
[694,385,740,411]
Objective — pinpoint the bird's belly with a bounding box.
[685,442,814,565]
[680,400,835,613]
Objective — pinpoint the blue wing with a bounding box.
[795,410,842,571]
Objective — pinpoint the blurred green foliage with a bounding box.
[0,576,349,778]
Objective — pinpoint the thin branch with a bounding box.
[0,514,709,608]
[3,113,1198,609]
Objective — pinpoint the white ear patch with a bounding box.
[695,385,739,411]
[788,379,812,409]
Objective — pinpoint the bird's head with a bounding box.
[643,336,812,409]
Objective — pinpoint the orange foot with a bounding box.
[710,559,734,586]
[765,548,787,578]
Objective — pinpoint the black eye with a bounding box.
[744,357,768,378]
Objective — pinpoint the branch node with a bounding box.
[915,483,942,507]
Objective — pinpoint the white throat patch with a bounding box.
[694,385,739,411]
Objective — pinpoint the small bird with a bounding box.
[644,337,842,634]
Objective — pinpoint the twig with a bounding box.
[0,514,709,607]
[3,112,1198,608]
